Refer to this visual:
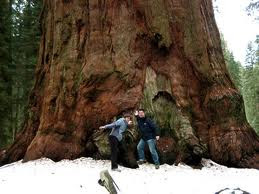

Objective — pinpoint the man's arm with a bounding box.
[99,120,120,130]
[104,122,117,129]
[134,110,140,122]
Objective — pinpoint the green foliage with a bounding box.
[245,4,258,132]
[0,0,13,147]
[221,35,242,90]
[242,37,259,134]
[0,0,42,148]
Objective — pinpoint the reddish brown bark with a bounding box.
[1,0,258,168]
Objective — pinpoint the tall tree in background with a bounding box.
[1,0,258,169]
[0,0,13,147]
[0,0,41,148]
[221,35,242,90]
[11,0,42,141]
[242,37,259,134]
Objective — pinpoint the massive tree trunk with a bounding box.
[1,0,258,168]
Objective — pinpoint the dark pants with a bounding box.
[109,135,119,169]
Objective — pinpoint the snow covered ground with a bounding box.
[0,157,258,194]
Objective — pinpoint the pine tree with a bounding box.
[11,0,42,140]
[0,0,13,147]
[221,35,242,90]
[242,38,259,134]
[0,0,42,148]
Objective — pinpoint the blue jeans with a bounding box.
[137,138,160,165]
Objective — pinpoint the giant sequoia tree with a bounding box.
[1,0,259,168]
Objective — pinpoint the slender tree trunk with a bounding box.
[14,85,21,141]
[0,0,11,147]
[1,0,258,168]
[8,0,14,143]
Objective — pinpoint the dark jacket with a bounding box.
[136,116,160,141]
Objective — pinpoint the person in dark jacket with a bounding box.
[99,114,132,172]
[135,109,160,169]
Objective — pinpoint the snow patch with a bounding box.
[0,158,258,194]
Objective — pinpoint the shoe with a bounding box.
[155,164,160,169]
[111,168,121,172]
[137,160,147,165]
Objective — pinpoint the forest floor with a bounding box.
[0,157,258,194]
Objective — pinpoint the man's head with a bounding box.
[138,109,145,118]
[124,114,132,123]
